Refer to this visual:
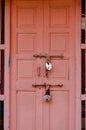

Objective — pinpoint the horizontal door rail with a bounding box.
[81,94,86,100]
[0,95,4,101]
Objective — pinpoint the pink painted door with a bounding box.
[10,0,76,130]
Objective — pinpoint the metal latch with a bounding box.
[33,53,64,77]
[33,53,64,59]
[32,82,63,88]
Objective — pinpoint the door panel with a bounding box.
[50,91,69,130]
[10,0,76,130]
[17,92,36,130]
[43,91,69,130]
[11,1,43,130]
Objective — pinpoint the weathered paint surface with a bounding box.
[10,0,76,130]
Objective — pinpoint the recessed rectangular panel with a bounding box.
[17,7,36,27]
[17,60,33,78]
[50,33,68,52]
[17,33,36,53]
[17,91,36,130]
[50,7,69,27]
[50,60,68,78]
[50,91,69,130]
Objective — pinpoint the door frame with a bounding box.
[4,0,10,130]
[75,0,81,130]
[4,0,81,130]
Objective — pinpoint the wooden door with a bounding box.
[10,0,76,130]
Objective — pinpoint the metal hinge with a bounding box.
[8,55,10,68]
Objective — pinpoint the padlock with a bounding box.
[44,88,51,101]
[45,62,52,71]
